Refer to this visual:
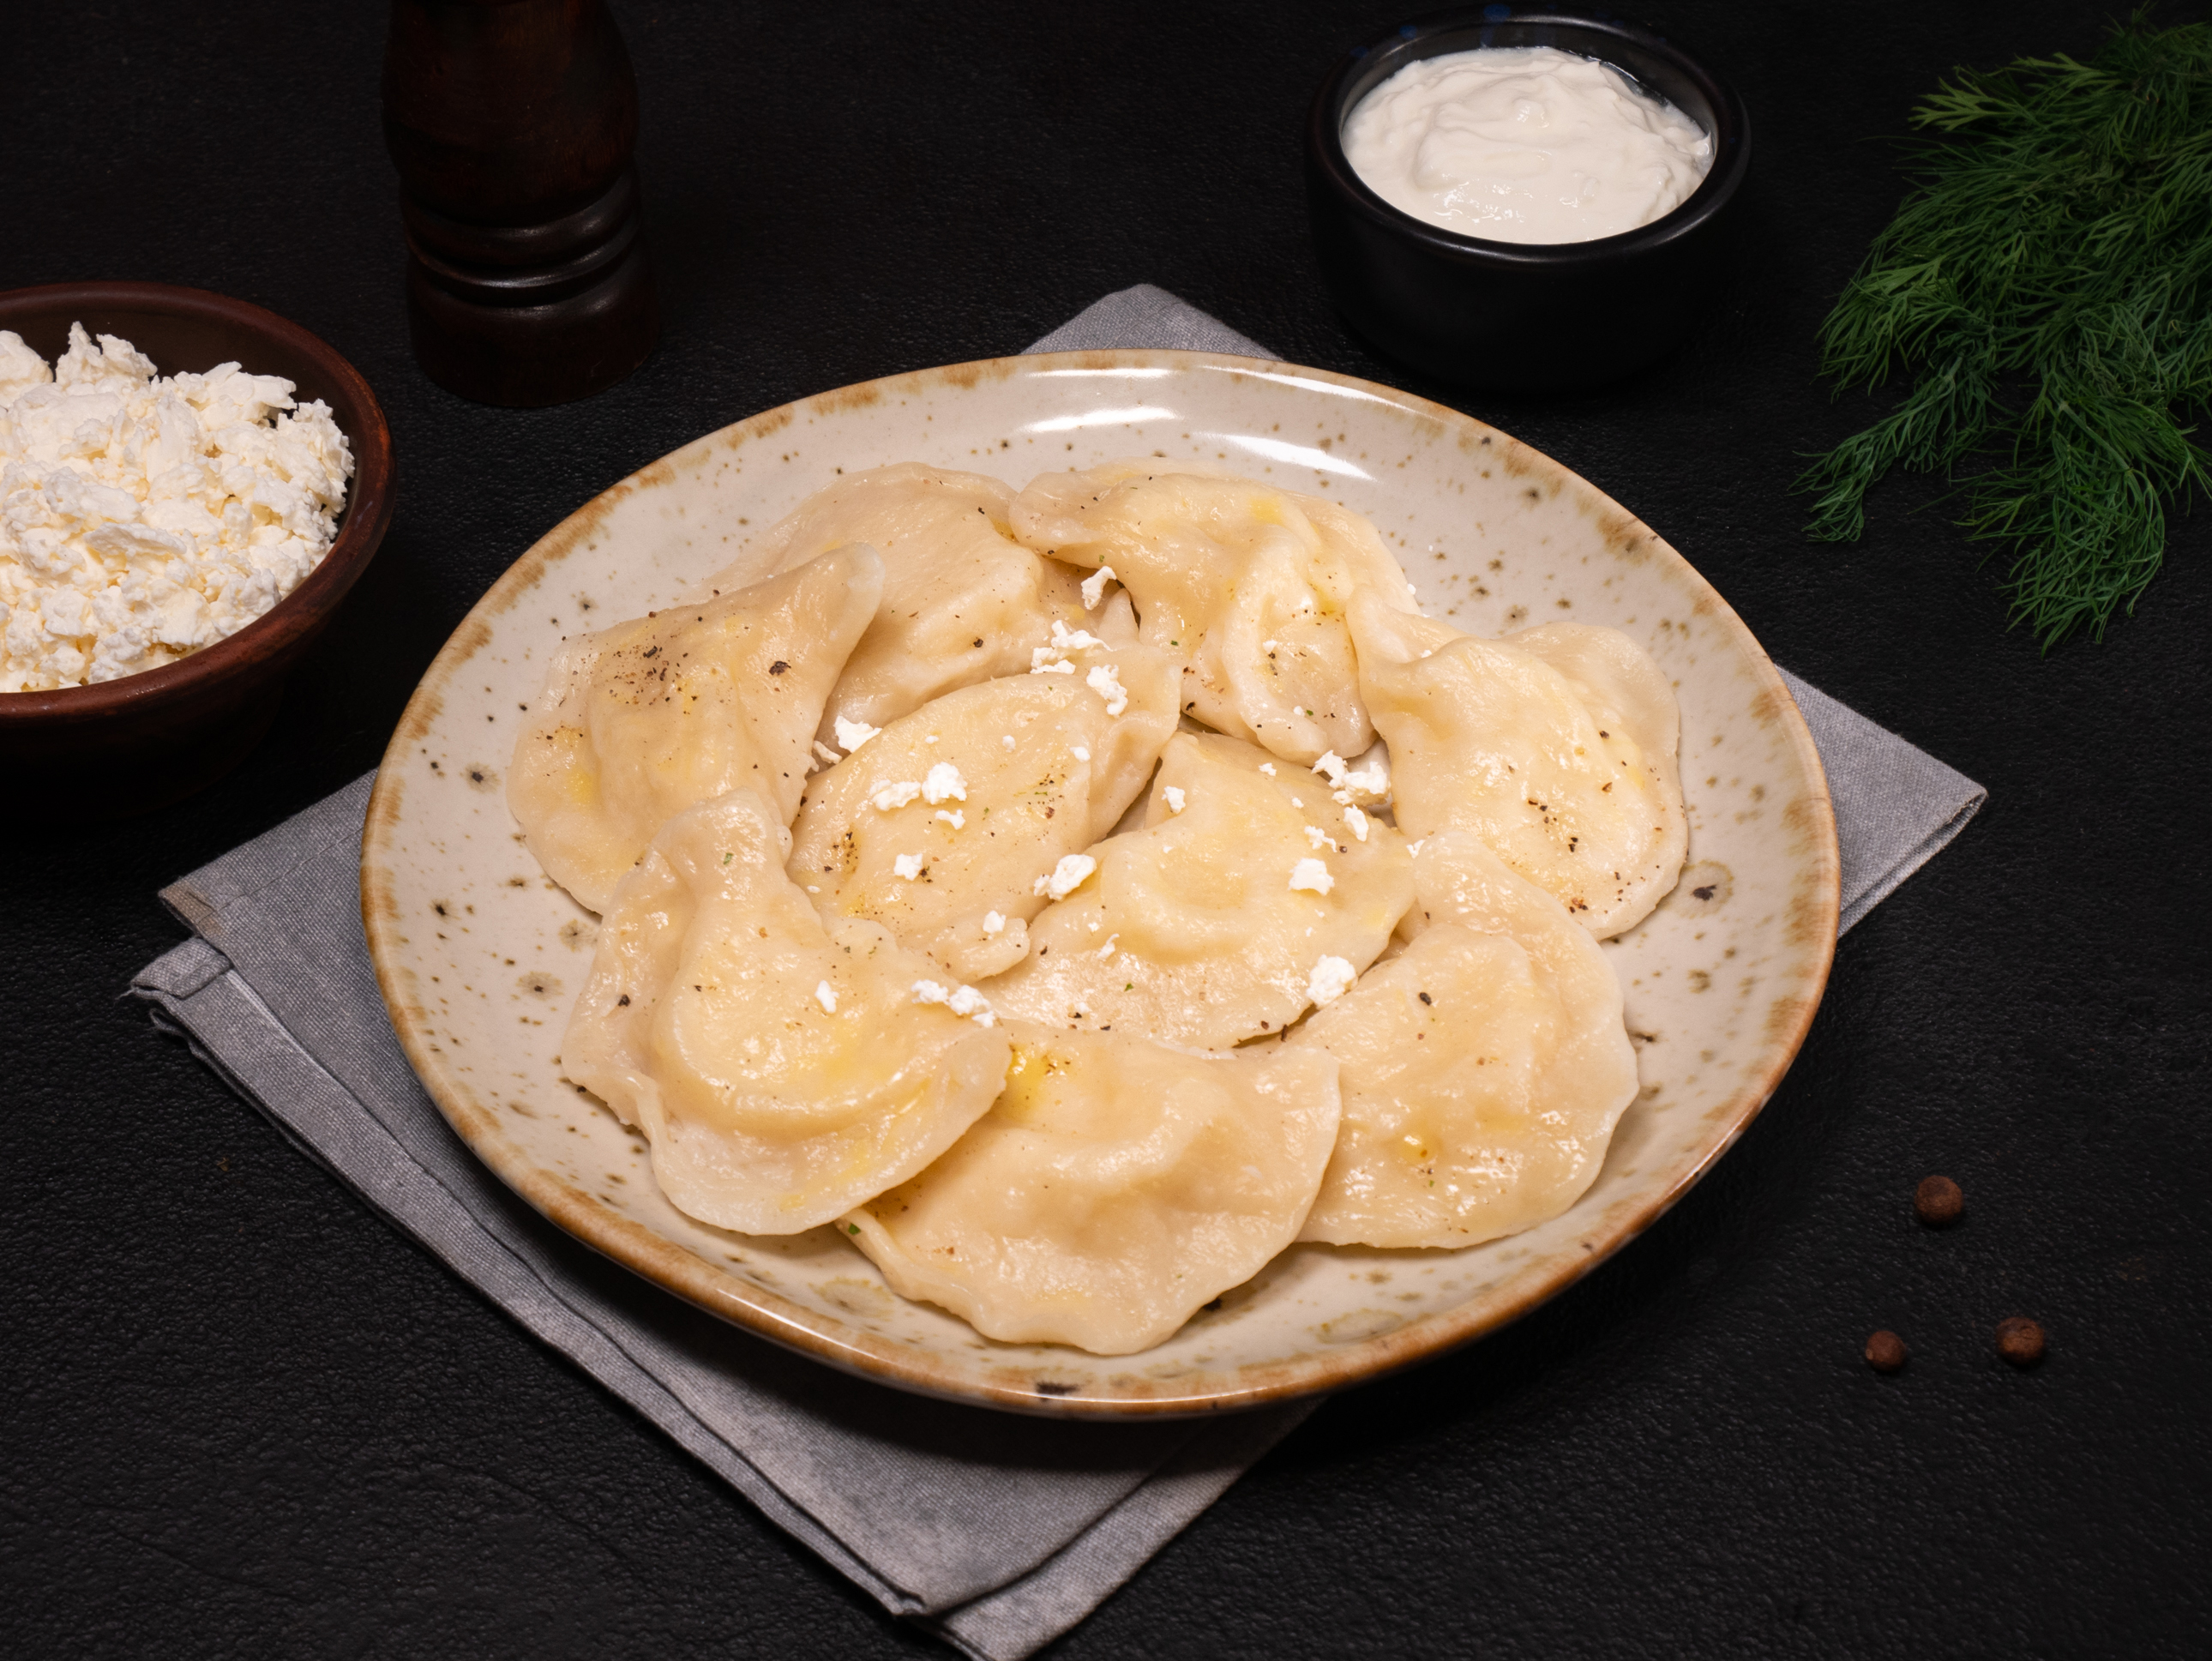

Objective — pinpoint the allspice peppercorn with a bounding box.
[1865,1330,1908,1373]
[1914,1175,1964,1226]
[1996,1317,2046,1366]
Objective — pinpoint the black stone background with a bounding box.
[4,2,2208,1655]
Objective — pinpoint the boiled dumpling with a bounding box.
[1348,592,1686,938]
[1289,830,1638,1249]
[982,731,1416,1049]
[786,636,1179,981]
[1506,620,1685,809]
[1008,460,1418,764]
[508,545,882,913]
[747,462,1088,743]
[562,789,1012,1235]
[846,1026,1342,1354]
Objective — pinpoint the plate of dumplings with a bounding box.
[363,350,1839,1416]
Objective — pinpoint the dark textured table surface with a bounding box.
[5,3,2208,1656]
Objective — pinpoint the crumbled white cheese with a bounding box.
[814,980,838,1014]
[893,852,924,880]
[1033,852,1097,900]
[1050,619,1103,652]
[982,910,1006,936]
[1312,750,1348,785]
[1289,858,1334,895]
[1307,955,1356,1008]
[1085,662,1127,715]
[1343,804,1370,842]
[1259,762,1277,776]
[871,780,923,811]
[1304,824,1331,849]
[1001,733,1016,750]
[1071,744,1090,762]
[811,739,841,767]
[834,716,881,753]
[0,323,354,692]
[935,809,965,829]
[1163,785,1186,814]
[1289,796,1304,808]
[1080,565,1115,609]
[1031,617,1108,675]
[911,978,995,1026]
[923,761,967,803]
[1096,933,1118,960]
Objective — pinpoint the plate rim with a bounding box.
[361,346,1840,1418]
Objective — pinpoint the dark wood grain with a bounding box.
[382,0,659,406]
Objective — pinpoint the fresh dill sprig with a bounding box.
[1797,12,2212,647]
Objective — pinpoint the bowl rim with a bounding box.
[361,346,1841,1419]
[1307,3,1752,266]
[0,279,397,720]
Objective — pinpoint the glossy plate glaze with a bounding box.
[362,351,1838,1417]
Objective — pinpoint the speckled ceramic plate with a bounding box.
[362,351,1838,1417]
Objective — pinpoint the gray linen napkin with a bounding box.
[131,286,1981,1661]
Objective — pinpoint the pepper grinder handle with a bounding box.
[382,0,659,406]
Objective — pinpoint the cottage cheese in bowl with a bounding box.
[1343,45,1713,244]
[0,324,353,692]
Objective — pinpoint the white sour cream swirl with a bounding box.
[1343,46,1713,245]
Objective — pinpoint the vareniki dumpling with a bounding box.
[1009,460,1419,764]
[787,635,1178,981]
[1348,591,1686,938]
[561,789,1012,1235]
[846,1026,1342,1353]
[508,545,882,913]
[751,463,1088,743]
[983,731,1416,1049]
[1289,830,1638,1249]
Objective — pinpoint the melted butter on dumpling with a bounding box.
[787,638,1179,982]
[1290,830,1638,1249]
[1008,460,1418,764]
[981,731,1416,1049]
[846,1026,1341,1354]
[1349,592,1686,938]
[743,462,1087,741]
[561,789,1011,1236]
[508,545,882,913]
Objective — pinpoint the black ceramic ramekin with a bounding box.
[1306,6,1750,391]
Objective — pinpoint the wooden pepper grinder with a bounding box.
[382,0,659,406]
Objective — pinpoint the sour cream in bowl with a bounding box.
[1343,45,1714,246]
[1304,7,1750,390]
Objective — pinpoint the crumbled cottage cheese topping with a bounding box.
[0,324,353,692]
[1033,852,1097,900]
[1307,955,1356,1008]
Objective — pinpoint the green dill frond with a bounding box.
[1800,11,2212,646]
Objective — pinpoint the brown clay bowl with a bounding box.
[0,281,395,817]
